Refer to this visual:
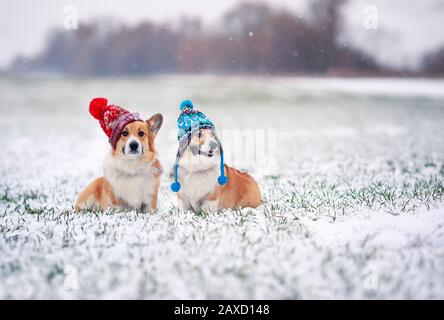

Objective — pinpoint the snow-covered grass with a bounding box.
[1,76,444,299]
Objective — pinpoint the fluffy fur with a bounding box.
[173,129,261,211]
[76,114,163,212]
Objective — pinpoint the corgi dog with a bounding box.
[172,128,261,212]
[76,98,163,212]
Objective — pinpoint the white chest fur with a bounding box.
[104,155,159,210]
[178,165,219,210]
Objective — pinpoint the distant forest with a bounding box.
[9,0,444,76]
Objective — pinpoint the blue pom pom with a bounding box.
[180,100,193,111]
[171,182,181,192]
[218,175,228,185]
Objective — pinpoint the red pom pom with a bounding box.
[89,97,108,120]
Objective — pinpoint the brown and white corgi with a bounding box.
[76,114,163,212]
[172,128,261,212]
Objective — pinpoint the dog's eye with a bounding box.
[138,131,145,137]
[122,130,129,137]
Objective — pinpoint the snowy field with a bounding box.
[1,75,444,299]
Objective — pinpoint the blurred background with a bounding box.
[1,0,444,77]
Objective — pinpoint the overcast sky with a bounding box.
[1,0,443,69]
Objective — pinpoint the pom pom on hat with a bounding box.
[88,97,142,149]
[180,99,194,111]
[171,182,181,192]
[218,175,227,185]
[89,97,108,121]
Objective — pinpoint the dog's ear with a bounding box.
[147,113,163,136]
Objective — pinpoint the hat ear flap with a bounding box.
[89,97,108,121]
[214,134,227,186]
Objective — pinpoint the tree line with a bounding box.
[9,1,443,76]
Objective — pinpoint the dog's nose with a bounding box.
[129,141,139,151]
[209,140,218,150]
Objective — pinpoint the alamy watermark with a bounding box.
[363,5,378,30]
[167,128,278,168]
[64,5,78,30]
[363,264,379,291]
[63,265,79,291]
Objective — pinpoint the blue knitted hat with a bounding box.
[171,100,227,192]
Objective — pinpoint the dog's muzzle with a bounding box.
[123,138,142,155]
[191,140,219,157]
[129,141,139,153]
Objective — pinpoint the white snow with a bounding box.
[0,75,444,299]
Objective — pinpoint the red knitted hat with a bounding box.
[89,97,143,149]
